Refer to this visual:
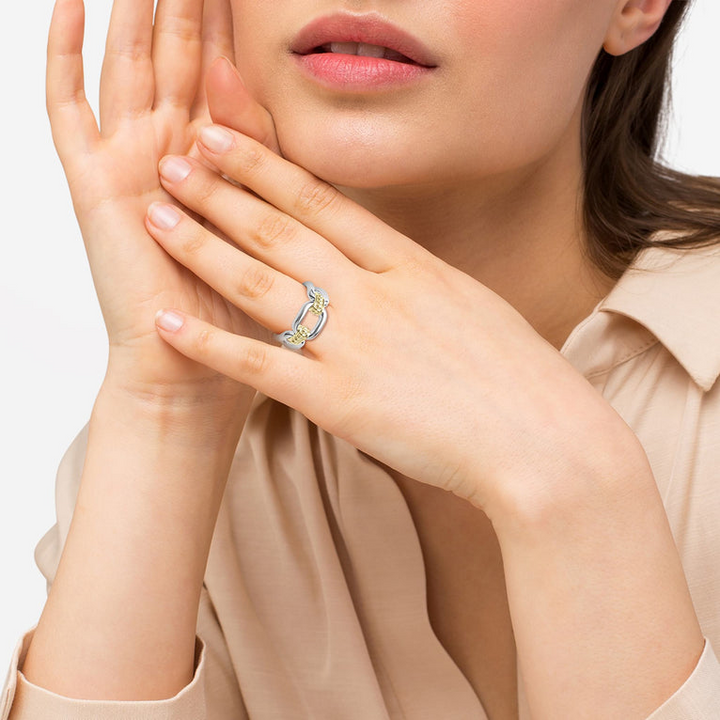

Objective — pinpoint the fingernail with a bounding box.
[155,309,184,332]
[148,202,180,230]
[159,156,192,183]
[200,125,234,153]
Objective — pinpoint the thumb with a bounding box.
[206,56,280,154]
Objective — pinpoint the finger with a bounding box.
[202,0,234,64]
[157,155,355,283]
[152,0,203,110]
[205,57,280,153]
[145,201,315,339]
[99,0,155,134]
[46,0,100,159]
[190,0,235,118]
[154,309,317,408]
[195,126,423,273]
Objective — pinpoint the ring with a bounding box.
[275,281,330,350]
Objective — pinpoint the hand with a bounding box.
[145,125,637,512]
[46,0,276,401]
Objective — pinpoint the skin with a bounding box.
[231,1,615,185]
[225,0,630,349]
[22,0,704,718]
[144,0,702,715]
[140,0,678,506]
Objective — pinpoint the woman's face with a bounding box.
[230,1,620,189]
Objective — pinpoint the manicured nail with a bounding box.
[148,202,180,230]
[159,156,192,183]
[200,125,234,153]
[155,310,184,332]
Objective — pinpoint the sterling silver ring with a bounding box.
[275,281,330,350]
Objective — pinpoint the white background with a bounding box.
[1,0,719,675]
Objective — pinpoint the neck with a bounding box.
[338,110,616,351]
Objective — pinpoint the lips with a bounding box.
[291,13,438,68]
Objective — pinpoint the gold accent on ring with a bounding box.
[276,282,330,350]
[287,324,311,346]
[310,293,327,316]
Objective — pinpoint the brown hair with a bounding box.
[581,0,720,279]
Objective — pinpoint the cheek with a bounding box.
[227,0,617,187]
[447,0,614,160]
[229,2,287,105]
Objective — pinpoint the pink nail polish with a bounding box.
[148,203,180,230]
[155,310,184,332]
[160,157,192,183]
[200,125,234,153]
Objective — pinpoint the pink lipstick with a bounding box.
[291,13,438,92]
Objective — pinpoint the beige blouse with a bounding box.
[3,242,720,719]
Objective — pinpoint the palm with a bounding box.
[71,111,251,338]
[48,0,269,389]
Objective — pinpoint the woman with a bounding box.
[2,0,720,717]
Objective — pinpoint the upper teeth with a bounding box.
[329,42,387,58]
[323,42,410,63]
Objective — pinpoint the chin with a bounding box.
[287,155,417,188]
[272,114,439,189]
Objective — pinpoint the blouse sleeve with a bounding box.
[646,640,720,719]
[2,630,206,720]
[0,425,248,720]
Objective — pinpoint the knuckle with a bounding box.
[194,327,215,357]
[396,251,432,279]
[235,264,275,301]
[49,88,87,111]
[180,231,205,257]
[240,343,268,376]
[294,180,339,218]
[109,39,148,63]
[238,144,267,176]
[253,212,297,249]
[193,176,220,206]
[157,16,201,44]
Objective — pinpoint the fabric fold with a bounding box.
[5,243,720,718]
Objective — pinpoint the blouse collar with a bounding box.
[562,241,720,392]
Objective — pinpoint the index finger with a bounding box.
[195,126,425,273]
[191,0,235,118]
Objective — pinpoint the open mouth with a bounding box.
[307,42,418,65]
[291,13,438,70]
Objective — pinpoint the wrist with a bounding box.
[88,384,253,478]
[99,367,256,442]
[484,420,655,537]
[87,380,249,499]
[489,426,703,719]
[105,343,258,407]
